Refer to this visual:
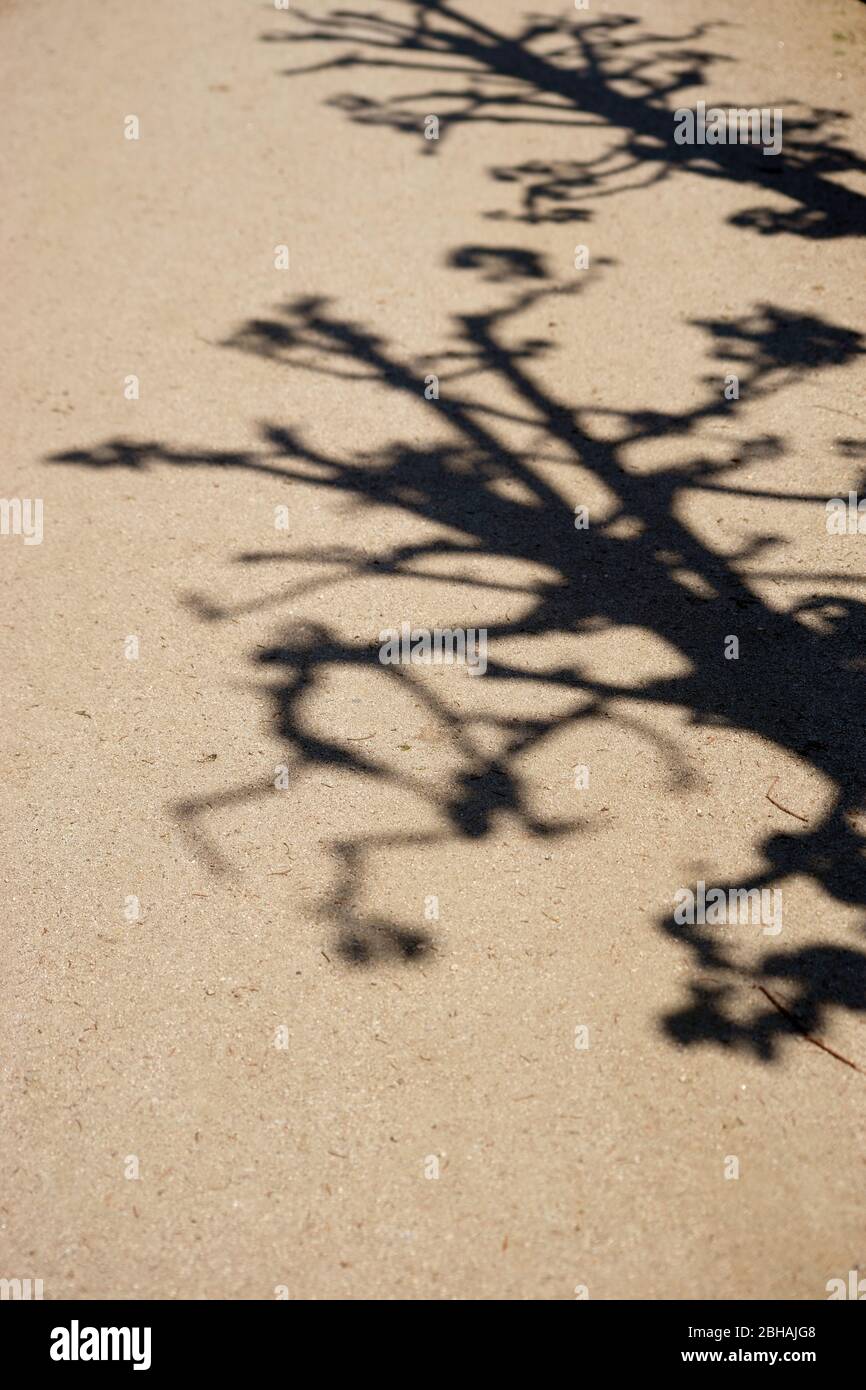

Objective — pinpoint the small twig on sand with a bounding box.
[756,985,864,1075]
[765,776,808,823]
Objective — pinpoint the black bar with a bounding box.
[3,1299,861,1374]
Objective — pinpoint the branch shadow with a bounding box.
[50,256,866,1060]
[263,3,866,239]
[47,5,866,1065]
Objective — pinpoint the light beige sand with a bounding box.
[2,0,866,1299]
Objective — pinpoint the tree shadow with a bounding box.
[47,6,866,1064]
[263,3,866,239]
[49,255,866,1058]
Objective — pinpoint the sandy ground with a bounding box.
[2,0,866,1300]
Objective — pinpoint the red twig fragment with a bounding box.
[756,985,865,1075]
[765,776,808,823]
